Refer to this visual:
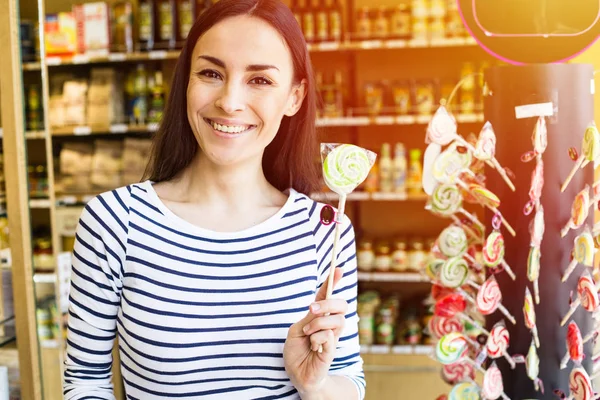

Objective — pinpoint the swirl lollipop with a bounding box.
[440,257,470,289]
[429,315,464,339]
[527,246,541,304]
[437,226,484,269]
[562,229,596,282]
[485,321,516,369]
[524,287,540,348]
[442,362,476,385]
[483,230,516,281]
[436,332,470,365]
[426,105,458,146]
[521,116,548,163]
[427,184,484,232]
[570,367,593,400]
[561,185,590,238]
[526,339,543,393]
[469,184,516,237]
[530,205,545,248]
[449,382,481,400]
[561,271,600,326]
[427,258,445,280]
[435,293,489,334]
[320,143,376,353]
[561,322,584,369]
[474,122,515,191]
[482,363,509,400]
[432,143,475,189]
[471,276,516,324]
[524,159,545,216]
[561,122,600,192]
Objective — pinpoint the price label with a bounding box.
[370,345,390,354]
[147,123,159,132]
[72,54,90,64]
[515,102,554,119]
[359,40,382,49]
[108,53,127,62]
[392,345,412,355]
[46,57,61,66]
[317,42,340,51]
[384,40,407,49]
[58,196,77,205]
[73,126,92,135]
[110,124,128,133]
[374,116,395,125]
[396,115,416,125]
[149,51,167,60]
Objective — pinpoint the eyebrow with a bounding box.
[198,55,280,72]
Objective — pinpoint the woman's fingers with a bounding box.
[309,329,335,352]
[303,314,346,338]
[309,298,348,316]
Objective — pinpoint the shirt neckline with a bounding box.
[140,180,298,238]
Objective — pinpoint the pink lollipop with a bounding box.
[529,205,545,248]
[521,116,548,163]
[428,315,464,339]
[561,271,600,326]
[483,231,516,280]
[482,363,508,400]
[561,185,591,238]
[561,322,584,369]
[485,322,516,369]
[474,122,515,191]
[524,287,540,348]
[570,367,593,400]
[562,229,596,283]
[441,362,476,385]
[426,105,457,146]
[524,159,545,216]
[473,276,516,324]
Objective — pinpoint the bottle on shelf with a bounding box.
[314,0,328,42]
[392,143,407,195]
[326,0,342,42]
[391,237,408,272]
[374,241,392,272]
[157,0,178,49]
[378,143,393,193]
[138,0,156,51]
[299,0,315,43]
[390,4,411,40]
[460,62,476,114]
[111,1,134,53]
[322,71,344,118]
[406,148,423,196]
[26,84,43,131]
[356,7,371,40]
[372,7,389,39]
[364,157,379,193]
[131,64,149,124]
[177,0,196,45]
[148,70,165,123]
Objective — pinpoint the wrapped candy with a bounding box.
[448,382,481,400]
[442,362,476,385]
[428,315,464,340]
[320,143,376,353]
[482,215,517,280]
[526,339,543,393]
[560,322,584,369]
[562,228,596,282]
[561,185,591,238]
[482,362,510,400]
[435,332,471,365]
[435,293,489,335]
[436,226,484,269]
[476,321,516,369]
[469,184,515,237]
[426,184,485,232]
[474,122,515,191]
[561,122,600,192]
[561,271,600,327]
[523,287,540,348]
[432,142,474,187]
[528,206,545,304]
[469,276,516,324]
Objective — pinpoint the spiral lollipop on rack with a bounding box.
[449,382,481,400]
[524,287,540,348]
[429,315,464,339]
[483,228,516,280]
[436,332,472,365]
[528,206,545,304]
[320,143,376,353]
[560,322,585,369]
[432,143,475,189]
[427,258,446,281]
[442,362,476,385]
[482,362,510,400]
[482,321,516,369]
[426,105,458,146]
[468,276,516,324]
[561,122,600,192]
[561,185,591,238]
[530,205,546,248]
[570,367,594,400]
[521,116,548,163]
[562,229,596,282]
[561,271,600,326]
[524,159,545,216]
[437,226,484,270]
[439,257,471,289]
[474,122,515,191]
[435,293,490,335]
[469,184,516,237]
[526,339,543,393]
[427,184,485,232]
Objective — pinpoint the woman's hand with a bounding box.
[283,268,347,396]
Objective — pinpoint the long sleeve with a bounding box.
[63,188,130,399]
[313,206,366,400]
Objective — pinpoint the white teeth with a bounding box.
[209,120,250,134]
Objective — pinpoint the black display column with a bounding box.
[483,64,595,399]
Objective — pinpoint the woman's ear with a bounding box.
[284,79,307,117]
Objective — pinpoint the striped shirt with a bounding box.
[63,180,365,399]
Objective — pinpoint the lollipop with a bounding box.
[320,143,376,353]
[562,230,596,282]
[561,271,600,326]
[449,383,481,400]
[483,231,516,280]
[469,184,516,237]
[436,332,470,365]
[561,186,590,238]
[442,362,476,385]
[432,142,474,186]
[474,122,515,191]
[523,287,540,348]
[527,246,541,304]
[560,322,584,369]
[470,276,516,324]
[561,122,600,192]
[426,258,445,280]
[435,293,489,334]
[482,363,508,400]
[429,315,464,339]
[570,367,593,400]
[426,105,458,146]
[427,184,484,232]
[526,339,543,393]
[440,257,470,288]
[437,226,483,269]
[524,159,545,216]
[521,116,548,163]
[485,322,516,368]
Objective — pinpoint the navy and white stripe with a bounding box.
[64,181,365,399]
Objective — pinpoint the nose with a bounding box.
[215,80,246,114]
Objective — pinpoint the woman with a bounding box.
[63,0,364,398]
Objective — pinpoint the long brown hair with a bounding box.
[143,0,321,195]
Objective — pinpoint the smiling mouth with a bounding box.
[204,118,256,134]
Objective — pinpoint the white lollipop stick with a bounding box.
[561,156,585,193]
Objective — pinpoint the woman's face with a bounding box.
[187,15,306,167]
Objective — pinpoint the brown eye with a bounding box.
[250,77,272,85]
[199,69,221,80]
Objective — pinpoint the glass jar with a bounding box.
[357,238,376,271]
[374,241,392,272]
[408,239,427,272]
[391,238,408,272]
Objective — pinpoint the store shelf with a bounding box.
[33,273,57,284]
[51,123,159,136]
[40,339,59,349]
[357,272,430,283]
[21,37,478,70]
[315,113,483,127]
[361,344,433,356]
[310,192,428,202]
[25,131,46,139]
[29,199,51,209]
